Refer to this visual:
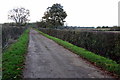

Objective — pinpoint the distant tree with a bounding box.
[102,26,104,28]
[102,26,109,28]
[106,26,109,28]
[97,26,101,28]
[42,3,67,28]
[8,7,30,26]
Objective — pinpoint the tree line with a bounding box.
[8,3,67,28]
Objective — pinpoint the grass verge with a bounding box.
[2,29,29,80]
[35,29,120,77]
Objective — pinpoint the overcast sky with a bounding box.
[0,0,119,27]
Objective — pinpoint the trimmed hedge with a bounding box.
[2,29,29,80]
[2,24,27,50]
[36,29,120,77]
[39,28,120,64]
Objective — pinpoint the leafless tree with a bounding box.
[8,7,30,25]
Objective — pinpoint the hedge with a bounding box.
[36,29,120,77]
[2,29,29,80]
[39,28,120,64]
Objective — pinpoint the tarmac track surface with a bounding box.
[23,29,113,78]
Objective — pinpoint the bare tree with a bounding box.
[8,7,30,25]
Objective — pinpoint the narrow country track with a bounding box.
[23,29,113,78]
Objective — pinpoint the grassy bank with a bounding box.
[2,29,29,80]
[35,29,120,77]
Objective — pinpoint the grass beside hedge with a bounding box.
[35,29,120,77]
[2,29,29,80]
